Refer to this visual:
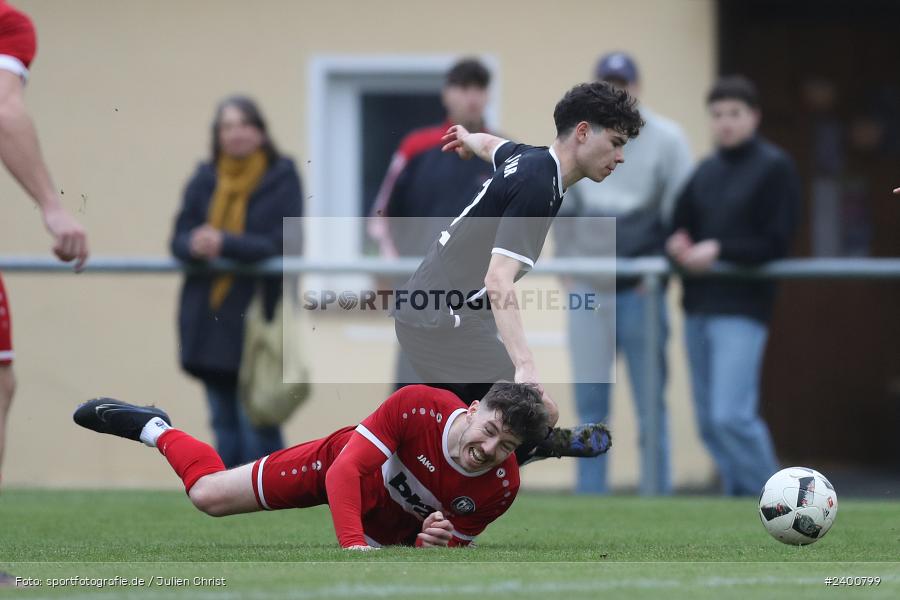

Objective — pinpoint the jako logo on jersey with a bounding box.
[388,471,438,519]
[417,454,436,473]
[451,496,476,515]
[503,155,521,178]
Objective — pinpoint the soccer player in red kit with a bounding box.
[0,2,88,264]
[74,382,549,549]
[0,1,90,485]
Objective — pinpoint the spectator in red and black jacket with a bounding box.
[367,58,497,390]
[368,58,496,258]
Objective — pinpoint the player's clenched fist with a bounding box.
[42,205,89,271]
[416,511,453,548]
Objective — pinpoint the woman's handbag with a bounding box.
[238,290,311,427]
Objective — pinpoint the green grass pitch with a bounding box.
[1,489,898,599]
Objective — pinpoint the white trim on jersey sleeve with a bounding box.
[256,455,272,510]
[0,350,13,361]
[491,140,511,170]
[451,529,477,542]
[548,146,564,196]
[0,55,29,82]
[491,247,535,268]
[355,424,392,459]
[465,286,486,303]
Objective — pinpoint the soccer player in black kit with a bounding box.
[391,81,644,462]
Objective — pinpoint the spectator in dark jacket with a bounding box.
[666,76,799,496]
[171,96,303,468]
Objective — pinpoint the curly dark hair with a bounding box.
[481,381,549,444]
[553,81,644,139]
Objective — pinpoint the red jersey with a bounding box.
[0,2,36,81]
[251,385,519,547]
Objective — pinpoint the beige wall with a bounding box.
[1,0,717,490]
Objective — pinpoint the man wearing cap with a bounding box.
[555,52,693,495]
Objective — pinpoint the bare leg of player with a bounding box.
[72,397,263,515]
[187,463,261,517]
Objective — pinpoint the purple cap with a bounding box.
[595,52,639,83]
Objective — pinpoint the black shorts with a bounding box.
[394,315,514,405]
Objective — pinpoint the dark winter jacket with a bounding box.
[670,136,800,322]
[170,157,303,381]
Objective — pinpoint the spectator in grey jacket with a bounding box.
[557,52,693,495]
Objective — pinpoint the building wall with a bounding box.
[1,0,717,490]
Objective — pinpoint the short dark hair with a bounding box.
[553,81,643,139]
[706,75,760,109]
[445,58,491,89]
[481,381,549,444]
[210,95,280,164]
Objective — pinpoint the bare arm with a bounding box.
[485,253,533,374]
[484,253,559,425]
[0,70,88,269]
[441,125,506,164]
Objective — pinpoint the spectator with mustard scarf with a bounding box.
[171,96,303,468]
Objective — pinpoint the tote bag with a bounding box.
[238,291,311,427]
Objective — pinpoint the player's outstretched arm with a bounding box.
[441,125,506,163]
[324,433,388,549]
[484,254,559,426]
[0,71,88,269]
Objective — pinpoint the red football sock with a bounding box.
[157,430,225,493]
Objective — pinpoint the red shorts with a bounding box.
[0,5,36,80]
[250,426,354,511]
[0,274,12,365]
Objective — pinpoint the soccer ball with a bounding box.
[758,467,838,545]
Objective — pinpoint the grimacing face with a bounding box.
[574,122,627,182]
[455,401,523,473]
[217,104,265,159]
[709,98,759,149]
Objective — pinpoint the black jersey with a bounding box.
[373,122,496,258]
[392,140,565,329]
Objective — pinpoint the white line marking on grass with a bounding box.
[35,574,898,600]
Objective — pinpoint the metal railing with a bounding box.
[4,255,900,278]
[4,254,900,495]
